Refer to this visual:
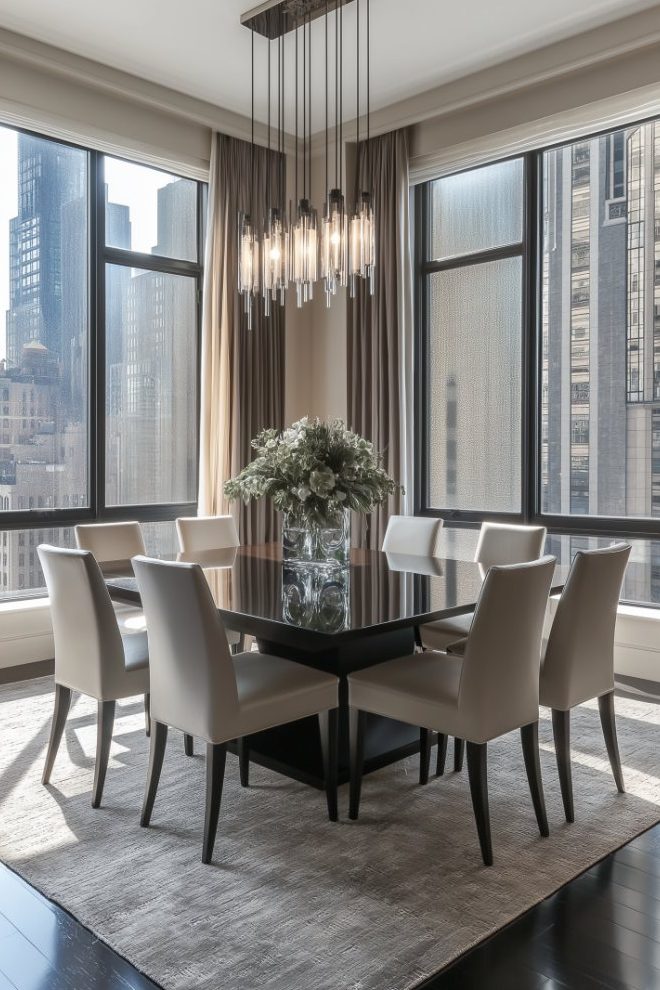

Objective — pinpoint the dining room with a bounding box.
[1,2,660,989]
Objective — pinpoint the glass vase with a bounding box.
[282,511,351,570]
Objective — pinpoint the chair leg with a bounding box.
[144,693,151,737]
[419,728,432,785]
[318,709,339,822]
[237,737,250,787]
[436,733,448,776]
[184,733,194,757]
[42,684,72,785]
[349,708,366,821]
[91,700,116,809]
[598,691,625,794]
[521,721,550,838]
[140,721,168,827]
[202,743,227,865]
[551,708,574,823]
[454,737,465,772]
[466,742,492,866]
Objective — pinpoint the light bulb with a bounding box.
[270,247,281,261]
[330,232,341,246]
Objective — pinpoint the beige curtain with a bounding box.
[198,132,285,544]
[348,129,414,549]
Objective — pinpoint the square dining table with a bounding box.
[104,544,569,790]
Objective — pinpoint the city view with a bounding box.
[0,131,198,595]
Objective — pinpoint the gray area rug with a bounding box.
[0,676,658,990]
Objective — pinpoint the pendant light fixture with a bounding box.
[261,22,289,318]
[238,27,260,330]
[291,8,318,307]
[348,0,375,297]
[239,0,375,318]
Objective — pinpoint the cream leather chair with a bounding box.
[75,521,150,735]
[381,515,443,556]
[176,514,240,553]
[348,555,556,866]
[133,555,340,864]
[38,545,150,808]
[176,514,245,759]
[540,543,631,823]
[421,521,547,773]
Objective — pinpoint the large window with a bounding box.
[417,158,525,515]
[0,127,203,598]
[416,114,660,602]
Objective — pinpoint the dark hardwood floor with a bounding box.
[0,823,658,990]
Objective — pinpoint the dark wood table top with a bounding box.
[104,543,570,650]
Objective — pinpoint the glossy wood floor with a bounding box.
[0,823,658,990]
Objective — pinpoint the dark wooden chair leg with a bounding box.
[183,733,194,757]
[466,741,492,866]
[436,733,448,776]
[419,728,433,785]
[202,743,227,864]
[91,700,116,809]
[42,684,72,785]
[521,721,550,837]
[551,708,574,823]
[144,693,151,737]
[598,691,625,793]
[349,708,366,821]
[237,737,250,787]
[454,737,465,772]
[318,708,339,822]
[140,721,168,827]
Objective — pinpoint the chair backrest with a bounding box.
[381,515,443,556]
[132,555,239,743]
[458,555,556,743]
[542,543,631,710]
[176,515,240,554]
[75,521,146,564]
[38,545,126,699]
[475,521,547,568]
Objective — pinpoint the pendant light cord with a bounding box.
[339,0,343,194]
[250,26,255,219]
[325,0,328,201]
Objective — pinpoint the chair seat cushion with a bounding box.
[233,652,339,738]
[349,651,464,737]
[420,612,473,652]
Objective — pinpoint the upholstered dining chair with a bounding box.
[75,520,150,734]
[176,514,240,553]
[421,520,547,773]
[381,515,443,556]
[175,514,245,758]
[540,542,631,823]
[133,555,340,864]
[348,555,556,866]
[38,545,150,808]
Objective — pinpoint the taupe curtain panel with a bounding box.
[198,132,285,544]
[348,129,413,549]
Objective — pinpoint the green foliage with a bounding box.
[224,417,402,526]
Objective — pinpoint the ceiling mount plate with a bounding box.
[241,0,353,39]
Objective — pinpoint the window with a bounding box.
[0,127,203,599]
[417,158,525,515]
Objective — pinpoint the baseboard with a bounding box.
[0,658,53,685]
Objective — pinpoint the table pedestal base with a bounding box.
[230,628,419,789]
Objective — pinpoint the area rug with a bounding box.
[0,676,658,990]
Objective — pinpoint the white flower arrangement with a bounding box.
[224,417,401,527]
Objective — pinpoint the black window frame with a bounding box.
[415,115,660,541]
[0,124,204,535]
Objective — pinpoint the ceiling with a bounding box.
[0,0,657,132]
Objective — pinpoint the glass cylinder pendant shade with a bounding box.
[292,199,318,308]
[321,188,348,305]
[349,191,376,298]
[262,207,290,317]
[238,212,260,330]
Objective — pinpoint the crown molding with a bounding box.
[310,2,660,150]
